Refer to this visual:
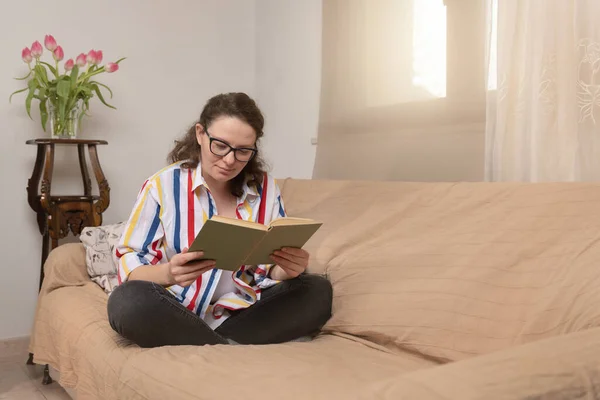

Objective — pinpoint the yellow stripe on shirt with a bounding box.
[123,183,152,246]
[218,297,254,308]
[121,255,132,276]
[155,176,164,219]
[243,200,253,220]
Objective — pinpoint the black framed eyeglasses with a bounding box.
[205,130,257,162]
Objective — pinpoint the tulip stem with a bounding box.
[77,67,105,84]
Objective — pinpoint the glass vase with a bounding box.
[49,100,83,139]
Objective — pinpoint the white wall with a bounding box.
[0,0,258,339]
[255,0,322,179]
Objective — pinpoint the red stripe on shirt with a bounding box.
[138,179,149,196]
[186,277,203,311]
[187,170,195,246]
[150,240,163,265]
[258,173,268,224]
[186,170,202,311]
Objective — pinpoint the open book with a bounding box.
[188,216,323,271]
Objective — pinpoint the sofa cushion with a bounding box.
[279,179,600,362]
[80,222,125,294]
[116,334,435,399]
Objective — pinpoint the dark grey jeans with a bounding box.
[107,274,333,348]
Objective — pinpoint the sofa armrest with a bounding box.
[41,243,91,295]
[369,327,600,399]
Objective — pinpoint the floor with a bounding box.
[0,337,71,400]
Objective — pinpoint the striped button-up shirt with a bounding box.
[116,162,286,328]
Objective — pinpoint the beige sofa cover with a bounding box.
[29,179,600,399]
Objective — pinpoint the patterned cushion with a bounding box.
[80,222,126,294]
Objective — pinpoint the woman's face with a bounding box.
[196,116,257,185]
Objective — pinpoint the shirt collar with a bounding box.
[191,164,260,200]
[191,164,208,192]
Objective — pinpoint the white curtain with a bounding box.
[485,0,600,181]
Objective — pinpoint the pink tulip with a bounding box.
[87,50,98,65]
[64,59,74,71]
[53,46,64,61]
[44,35,57,51]
[76,53,87,67]
[95,50,103,64]
[105,62,119,73]
[22,47,32,64]
[31,41,43,58]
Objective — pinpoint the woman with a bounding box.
[107,92,333,348]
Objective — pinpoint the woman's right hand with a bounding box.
[165,248,216,287]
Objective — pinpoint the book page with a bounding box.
[211,215,268,231]
[268,217,319,227]
[243,222,322,266]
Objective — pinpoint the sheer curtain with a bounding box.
[315,0,600,182]
[485,0,600,181]
[313,0,488,181]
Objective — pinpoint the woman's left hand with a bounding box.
[269,247,309,280]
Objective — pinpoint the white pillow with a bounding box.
[80,222,126,294]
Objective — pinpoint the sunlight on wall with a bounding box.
[365,0,497,108]
[412,0,447,98]
[487,0,498,90]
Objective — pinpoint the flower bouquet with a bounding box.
[9,35,125,138]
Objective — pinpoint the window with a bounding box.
[413,0,447,98]
[364,0,497,112]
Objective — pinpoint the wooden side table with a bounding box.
[25,139,110,384]
[26,139,111,289]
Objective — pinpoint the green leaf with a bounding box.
[90,80,113,98]
[34,65,49,85]
[114,57,126,64]
[15,71,32,81]
[70,66,79,91]
[9,87,29,103]
[91,83,116,109]
[39,62,58,78]
[39,99,48,131]
[57,80,70,99]
[25,79,39,119]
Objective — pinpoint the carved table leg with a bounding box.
[26,353,34,365]
[39,231,50,291]
[78,144,92,196]
[88,144,111,225]
[42,364,53,385]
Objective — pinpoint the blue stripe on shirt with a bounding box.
[278,195,285,217]
[173,169,188,302]
[173,169,181,253]
[138,202,161,264]
[207,191,215,219]
[196,269,218,316]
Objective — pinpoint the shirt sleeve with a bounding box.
[116,179,167,283]
[254,177,287,288]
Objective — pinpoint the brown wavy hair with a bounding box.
[168,92,267,198]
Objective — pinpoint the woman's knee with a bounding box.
[107,280,155,333]
[298,274,333,320]
[298,274,333,296]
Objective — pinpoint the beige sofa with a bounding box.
[29,178,600,399]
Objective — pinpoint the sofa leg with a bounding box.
[26,352,34,365]
[42,364,53,385]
